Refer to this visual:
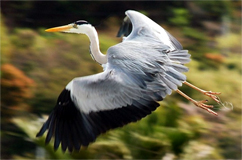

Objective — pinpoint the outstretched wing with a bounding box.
[117,10,183,50]
[36,45,163,152]
[116,10,191,96]
[36,77,160,152]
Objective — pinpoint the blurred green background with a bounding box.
[1,1,241,159]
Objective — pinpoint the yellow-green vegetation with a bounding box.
[1,2,241,159]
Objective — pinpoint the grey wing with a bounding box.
[70,40,188,114]
[117,10,183,50]
[36,62,161,152]
[108,41,190,97]
[116,10,191,97]
[70,68,157,114]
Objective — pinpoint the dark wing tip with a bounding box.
[36,89,161,152]
[36,127,46,137]
[117,16,132,37]
[36,117,52,137]
[36,89,98,152]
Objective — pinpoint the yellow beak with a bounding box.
[45,25,73,32]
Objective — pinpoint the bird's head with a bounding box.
[45,20,92,34]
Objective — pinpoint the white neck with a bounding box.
[84,25,107,64]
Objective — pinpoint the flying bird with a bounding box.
[36,10,221,152]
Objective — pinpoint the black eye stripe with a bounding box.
[74,20,89,25]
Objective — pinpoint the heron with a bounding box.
[36,10,221,152]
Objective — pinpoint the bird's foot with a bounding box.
[176,89,218,116]
[183,81,221,104]
[203,91,221,103]
[193,99,218,116]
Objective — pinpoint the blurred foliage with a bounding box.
[193,1,233,20]
[1,64,35,158]
[1,1,241,159]
[216,33,241,53]
[180,141,223,160]
[1,15,12,64]
[168,8,190,27]
[1,64,34,106]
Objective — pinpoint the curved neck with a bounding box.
[85,26,107,64]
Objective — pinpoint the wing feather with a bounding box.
[119,10,182,50]
[71,67,149,113]
[36,86,161,151]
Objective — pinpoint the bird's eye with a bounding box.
[74,20,89,25]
